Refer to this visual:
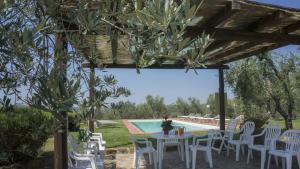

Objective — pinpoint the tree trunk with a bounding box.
[264,57,294,129]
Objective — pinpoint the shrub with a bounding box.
[0,107,53,166]
[68,112,80,132]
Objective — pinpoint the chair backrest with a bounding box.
[240,121,255,142]
[207,130,221,147]
[163,130,180,143]
[194,130,220,147]
[131,136,150,150]
[281,130,300,154]
[224,119,237,139]
[264,124,281,147]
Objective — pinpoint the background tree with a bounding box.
[145,95,167,118]
[175,97,190,115]
[226,53,299,129]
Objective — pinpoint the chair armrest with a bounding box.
[73,151,95,158]
[135,140,153,147]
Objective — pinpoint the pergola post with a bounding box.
[219,68,226,130]
[54,33,68,169]
[88,64,96,132]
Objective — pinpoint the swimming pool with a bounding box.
[129,119,218,133]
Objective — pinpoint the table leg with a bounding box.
[181,139,184,161]
[158,140,162,169]
[185,139,190,169]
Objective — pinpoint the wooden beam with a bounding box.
[218,43,286,64]
[88,65,95,132]
[246,10,287,32]
[219,68,225,131]
[82,63,230,69]
[202,1,240,28]
[187,27,300,44]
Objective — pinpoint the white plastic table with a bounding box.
[150,132,193,169]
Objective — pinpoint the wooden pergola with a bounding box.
[54,0,300,169]
[75,0,300,129]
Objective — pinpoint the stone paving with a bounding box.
[104,148,299,169]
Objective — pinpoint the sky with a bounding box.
[2,0,300,105]
[98,45,300,105]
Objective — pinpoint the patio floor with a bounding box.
[104,148,299,169]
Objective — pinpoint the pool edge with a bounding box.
[122,119,144,135]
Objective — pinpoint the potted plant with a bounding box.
[161,116,173,135]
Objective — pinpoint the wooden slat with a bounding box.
[218,43,286,64]
[201,10,294,57]
[208,21,300,64]
[187,27,300,44]
[82,63,230,69]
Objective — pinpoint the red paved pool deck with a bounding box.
[122,119,144,134]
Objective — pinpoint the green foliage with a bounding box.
[0,107,53,165]
[161,119,174,131]
[68,112,80,132]
[126,0,213,71]
[245,116,270,129]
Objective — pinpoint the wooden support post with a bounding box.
[54,33,68,169]
[88,64,96,132]
[219,68,225,131]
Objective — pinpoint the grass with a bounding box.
[94,120,132,148]
[269,119,300,129]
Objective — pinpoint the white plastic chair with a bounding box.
[161,129,184,160]
[88,131,106,146]
[267,130,300,169]
[189,130,222,169]
[132,136,157,169]
[247,124,281,169]
[227,121,255,161]
[68,136,104,169]
[68,151,103,169]
[216,119,238,154]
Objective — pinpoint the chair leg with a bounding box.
[153,152,157,169]
[297,154,300,169]
[241,145,245,155]
[282,158,285,169]
[235,144,240,161]
[261,150,266,169]
[247,148,251,164]
[286,157,292,169]
[135,154,140,169]
[267,154,272,169]
[206,150,213,168]
[133,151,136,168]
[149,152,153,165]
[275,156,279,167]
[219,139,225,154]
[227,144,230,157]
[192,150,197,169]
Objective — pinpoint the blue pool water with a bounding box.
[130,120,216,133]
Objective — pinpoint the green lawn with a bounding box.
[94,121,132,148]
[270,119,300,129]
